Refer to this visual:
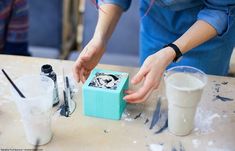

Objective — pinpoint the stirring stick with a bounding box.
[1,69,26,98]
[33,139,40,151]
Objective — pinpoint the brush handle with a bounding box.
[1,69,25,98]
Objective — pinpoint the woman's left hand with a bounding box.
[124,47,175,103]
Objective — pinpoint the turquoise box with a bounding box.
[82,68,129,120]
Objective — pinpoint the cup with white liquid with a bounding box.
[11,75,54,145]
[164,66,207,136]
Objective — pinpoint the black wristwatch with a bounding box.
[163,43,183,62]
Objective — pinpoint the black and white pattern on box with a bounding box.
[89,72,121,90]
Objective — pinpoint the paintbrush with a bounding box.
[33,139,40,151]
[63,90,69,117]
[65,76,72,111]
[60,69,70,117]
[1,69,25,98]
[149,97,162,129]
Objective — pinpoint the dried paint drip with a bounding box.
[104,129,110,133]
[134,112,142,119]
[144,118,149,124]
[89,72,121,90]
[215,86,220,93]
[212,81,234,102]
[214,95,234,102]
[172,142,185,151]
[221,81,228,85]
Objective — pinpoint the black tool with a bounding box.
[33,139,40,151]
[1,69,25,98]
[60,90,69,117]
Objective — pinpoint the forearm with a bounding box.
[159,20,217,66]
[174,20,217,54]
[93,4,123,43]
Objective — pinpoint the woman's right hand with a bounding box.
[73,37,106,83]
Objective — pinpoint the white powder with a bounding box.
[192,139,201,148]
[195,108,221,134]
[122,110,134,122]
[148,144,164,151]
[208,140,214,146]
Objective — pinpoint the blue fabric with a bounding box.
[3,42,31,56]
[98,0,235,75]
[97,0,131,11]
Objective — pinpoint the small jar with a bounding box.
[41,64,59,106]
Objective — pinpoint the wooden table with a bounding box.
[0,55,235,151]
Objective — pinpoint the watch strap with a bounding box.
[163,43,182,62]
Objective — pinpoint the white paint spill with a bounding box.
[192,139,201,148]
[148,144,164,151]
[195,108,221,134]
[208,140,214,146]
[133,140,137,144]
[123,117,134,122]
[208,113,221,121]
[122,110,134,122]
[222,114,228,118]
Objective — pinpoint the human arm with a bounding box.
[124,0,235,103]
[73,3,123,83]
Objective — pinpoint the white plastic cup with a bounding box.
[164,66,207,136]
[11,75,54,145]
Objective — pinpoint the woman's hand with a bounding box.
[73,37,106,83]
[124,47,175,103]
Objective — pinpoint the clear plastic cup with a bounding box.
[164,66,207,136]
[11,75,54,145]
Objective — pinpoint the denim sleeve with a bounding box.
[97,0,132,11]
[197,0,235,36]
